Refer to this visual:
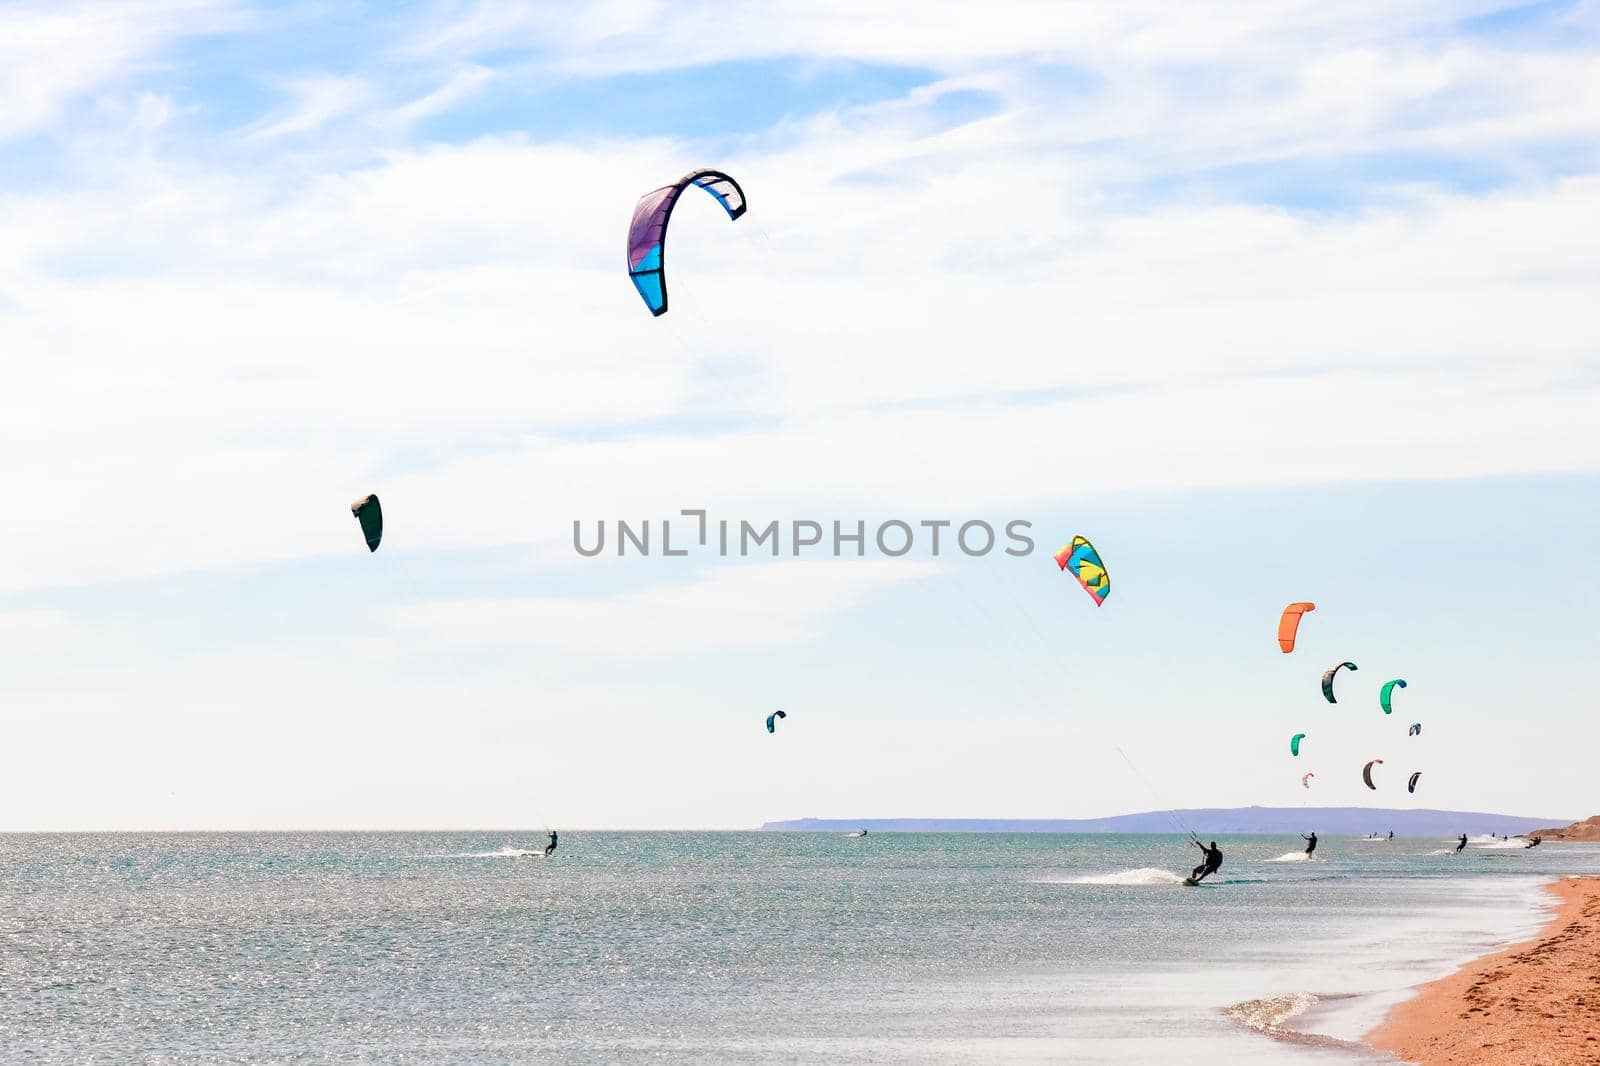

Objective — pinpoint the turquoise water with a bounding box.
[2,831,1595,1063]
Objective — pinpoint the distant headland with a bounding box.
[762,807,1568,836]
[1532,815,1600,841]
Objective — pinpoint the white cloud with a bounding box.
[383,65,496,127]
[0,610,77,660]
[245,74,376,139]
[0,1,245,142]
[1,118,1596,591]
[396,560,937,655]
[405,2,1456,74]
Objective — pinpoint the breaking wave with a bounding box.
[1225,992,1317,1033]
[1225,992,1366,1051]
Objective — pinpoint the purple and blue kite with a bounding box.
[627,168,746,316]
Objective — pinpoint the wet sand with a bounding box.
[1367,876,1600,1064]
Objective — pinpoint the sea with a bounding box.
[2,831,1596,1064]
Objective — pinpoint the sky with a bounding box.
[0,0,1596,831]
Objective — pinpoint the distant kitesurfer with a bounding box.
[544,830,558,858]
[1525,836,1542,849]
[1190,840,1223,883]
[1387,831,1393,841]
[1455,834,1468,854]
[1302,832,1318,857]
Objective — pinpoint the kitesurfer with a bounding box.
[1455,834,1468,854]
[1388,831,1393,841]
[1189,840,1223,883]
[1525,836,1542,849]
[1302,832,1318,857]
[544,830,558,858]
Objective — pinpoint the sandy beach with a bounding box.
[1368,876,1600,1064]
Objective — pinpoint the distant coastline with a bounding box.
[763,807,1566,835]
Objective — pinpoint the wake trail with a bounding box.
[1038,867,1188,886]
[435,845,542,859]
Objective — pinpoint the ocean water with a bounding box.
[2,831,1596,1064]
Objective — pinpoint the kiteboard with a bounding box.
[1183,877,1201,887]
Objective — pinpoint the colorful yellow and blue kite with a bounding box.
[1054,535,1109,605]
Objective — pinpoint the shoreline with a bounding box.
[1365,875,1600,1064]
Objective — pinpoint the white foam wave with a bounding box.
[1473,839,1526,850]
[1264,851,1313,863]
[1224,991,1318,1034]
[1045,867,1187,886]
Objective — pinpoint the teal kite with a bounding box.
[351,494,382,552]
[1380,679,1406,714]
[1290,733,1306,756]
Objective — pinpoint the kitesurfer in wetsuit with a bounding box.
[544,830,558,858]
[1302,832,1318,857]
[1190,840,1223,883]
[1387,831,1393,841]
[1455,833,1468,854]
[1525,836,1541,849]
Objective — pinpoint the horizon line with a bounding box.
[0,804,1576,836]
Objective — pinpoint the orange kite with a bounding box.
[1277,602,1316,653]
